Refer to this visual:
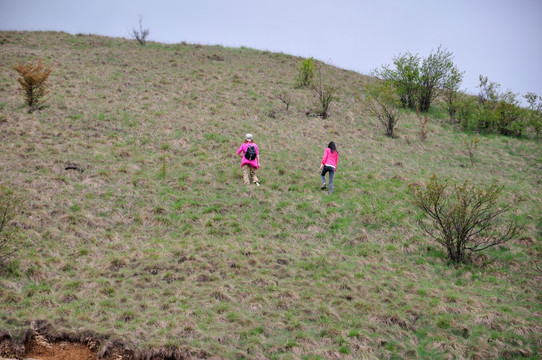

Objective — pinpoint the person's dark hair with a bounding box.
[328,141,338,153]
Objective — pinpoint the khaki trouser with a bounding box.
[242,164,259,185]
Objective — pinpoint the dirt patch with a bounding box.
[25,335,96,360]
[0,320,214,360]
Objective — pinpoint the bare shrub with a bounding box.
[362,79,402,137]
[409,175,523,264]
[13,59,51,111]
[0,184,24,269]
[312,71,336,119]
[463,137,480,167]
[131,14,150,46]
[276,91,291,110]
[416,109,429,141]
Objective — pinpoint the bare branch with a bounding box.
[276,92,291,111]
[131,14,150,45]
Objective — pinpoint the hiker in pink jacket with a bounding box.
[237,133,260,186]
[319,141,339,194]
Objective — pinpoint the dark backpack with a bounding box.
[245,145,257,160]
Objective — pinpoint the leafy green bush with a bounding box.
[296,57,315,87]
[442,65,464,120]
[457,76,527,136]
[376,47,457,112]
[495,91,526,136]
[455,95,478,128]
[417,46,454,112]
[409,175,523,263]
[376,51,419,109]
[524,92,542,136]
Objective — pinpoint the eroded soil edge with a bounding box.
[0,320,215,360]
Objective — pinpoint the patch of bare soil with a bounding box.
[24,335,96,360]
[0,320,216,360]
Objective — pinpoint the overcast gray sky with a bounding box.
[1,0,541,102]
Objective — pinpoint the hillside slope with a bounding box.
[0,31,541,359]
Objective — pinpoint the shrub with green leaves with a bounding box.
[495,91,526,136]
[376,51,420,109]
[455,95,477,128]
[524,92,542,136]
[442,65,464,120]
[296,57,315,87]
[409,175,523,263]
[417,46,454,112]
[376,47,458,112]
[0,184,23,269]
[475,75,528,136]
[457,76,527,136]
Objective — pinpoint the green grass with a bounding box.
[0,30,541,359]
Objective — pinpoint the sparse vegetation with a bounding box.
[410,175,523,263]
[0,31,540,360]
[0,184,23,270]
[13,59,51,111]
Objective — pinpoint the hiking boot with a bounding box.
[321,183,326,190]
[256,182,260,187]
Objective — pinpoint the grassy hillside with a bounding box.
[0,31,541,359]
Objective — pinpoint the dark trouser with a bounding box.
[320,166,335,194]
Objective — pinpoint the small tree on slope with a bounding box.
[409,175,523,263]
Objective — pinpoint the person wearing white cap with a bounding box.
[236,133,260,186]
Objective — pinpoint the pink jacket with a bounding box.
[237,142,259,169]
[321,148,338,170]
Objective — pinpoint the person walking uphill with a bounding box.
[319,141,339,194]
[237,134,260,186]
